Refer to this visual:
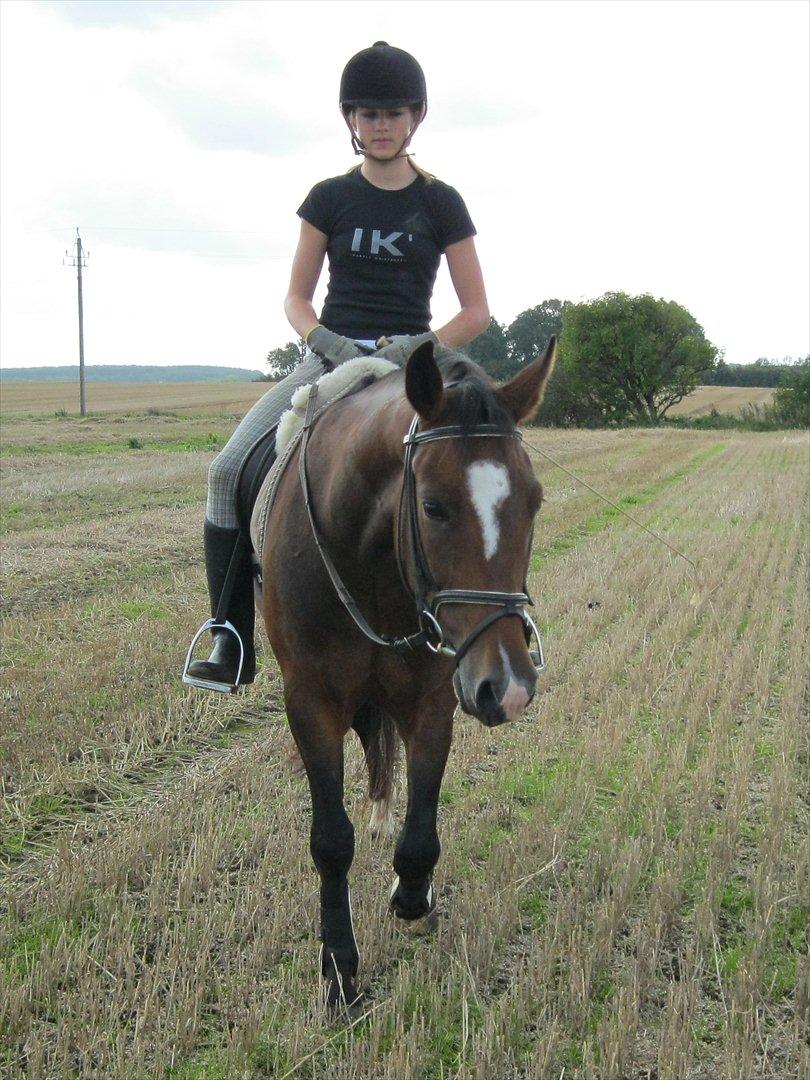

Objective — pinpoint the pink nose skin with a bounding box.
[500,677,531,721]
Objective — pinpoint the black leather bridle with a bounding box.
[298,384,545,672]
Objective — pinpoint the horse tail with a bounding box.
[353,701,399,801]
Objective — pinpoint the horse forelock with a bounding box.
[434,348,513,436]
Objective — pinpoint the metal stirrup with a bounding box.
[182,618,245,694]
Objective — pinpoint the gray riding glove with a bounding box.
[372,331,440,368]
[306,325,366,368]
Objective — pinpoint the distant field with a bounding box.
[667,384,775,417]
[1,385,806,1078]
[0,379,271,417]
[0,379,776,421]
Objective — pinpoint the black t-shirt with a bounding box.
[297,170,476,339]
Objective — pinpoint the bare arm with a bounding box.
[433,236,490,347]
[284,219,328,340]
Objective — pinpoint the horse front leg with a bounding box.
[390,705,453,921]
[287,697,360,1010]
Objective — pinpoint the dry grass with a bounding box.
[667,386,775,417]
[0,380,773,422]
[0,396,807,1079]
[0,380,270,418]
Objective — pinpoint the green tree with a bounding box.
[770,359,810,427]
[466,318,511,379]
[533,361,603,428]
[702,358,794,388]
[264,339,306,380]
[560,292,718,425]
[506,300,566,372]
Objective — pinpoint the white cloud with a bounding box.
[1,0,808,371]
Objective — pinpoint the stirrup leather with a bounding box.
[182,618,245,694]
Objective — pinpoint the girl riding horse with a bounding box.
[185,41,490,691]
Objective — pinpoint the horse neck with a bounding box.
[320,392,412,560]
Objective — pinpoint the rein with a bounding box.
[298,384,545,671]
[298,385,430,656]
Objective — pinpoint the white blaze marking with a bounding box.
[467,461,510,560]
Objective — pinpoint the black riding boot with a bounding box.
[185,521,256,689]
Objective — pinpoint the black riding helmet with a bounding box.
[340,41,427,111]
[340,41,427,156]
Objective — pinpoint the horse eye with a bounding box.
[422,500,447,521]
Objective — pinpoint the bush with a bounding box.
[532,362,603,428]
[769,361,810,427]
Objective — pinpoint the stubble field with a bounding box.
[0,381,775,420]
[0,383,807,1079]
[665,387,775,418]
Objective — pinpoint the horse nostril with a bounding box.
[474,679,499,714]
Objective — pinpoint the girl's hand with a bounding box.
[373,331,439,367]
[306,326,367,368]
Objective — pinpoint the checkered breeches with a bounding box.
[205,353,326,529]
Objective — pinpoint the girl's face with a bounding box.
[351,107,417,159]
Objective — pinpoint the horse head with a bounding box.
[402,337,556,727]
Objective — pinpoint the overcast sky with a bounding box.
[1,0,808,371]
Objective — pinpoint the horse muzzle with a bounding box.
[451,620,539,726]
[422,591,544,726]
[453,664,537,726]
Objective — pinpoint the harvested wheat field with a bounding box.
[666,386,775,418]
[0,380,775,422]
[1,395,807,1079]
[0,380,271,419]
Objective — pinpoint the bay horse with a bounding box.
[262,338,556,1008]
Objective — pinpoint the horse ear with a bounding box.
[497,336,557,424]
[405,341,444,420]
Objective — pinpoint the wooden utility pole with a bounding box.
[64,228,89,416]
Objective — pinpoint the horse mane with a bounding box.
[433,345,514,434]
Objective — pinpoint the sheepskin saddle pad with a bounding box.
[249,356,398,565]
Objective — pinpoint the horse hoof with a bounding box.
[324,975,365,1018]
[389,876,437,924]
[396,907,439,936]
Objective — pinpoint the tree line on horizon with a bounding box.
[265,292,809,428]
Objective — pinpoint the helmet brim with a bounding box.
[341,99,425,109]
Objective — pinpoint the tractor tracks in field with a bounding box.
[0,693,291,899]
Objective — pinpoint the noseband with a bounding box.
[298,384,545,672]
